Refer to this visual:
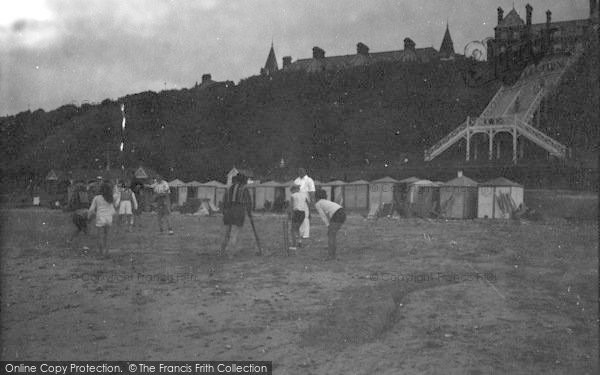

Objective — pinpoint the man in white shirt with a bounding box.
[293,168,315,239]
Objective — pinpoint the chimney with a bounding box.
[282,56,292,69]
[403,38,415,51]
[202,74,211,83]
[526,4,533,27]
[592,0,599,20]
[457,170,463,178]
[312,46,325,59]
[497,7,504,24]
[546,10,552,26]
[356,42,370,55]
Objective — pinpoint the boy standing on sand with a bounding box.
[131,181,144,228]
[219,174,253,259]
[68,180,91,244]
[153,177,174,235]
[117,181,138,232]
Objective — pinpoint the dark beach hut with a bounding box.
[409,180,441,218]
[477,177,524,219]
[344,180,369,210]
[439,172,479,219]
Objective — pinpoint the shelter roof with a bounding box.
[257,180,283,187]
[46,169,64,181]
[168,179,186,187]
[323,180,346,186]
[399,176,420,184]
[186,180,203,187]
[371,176,399,183]
[348,179,369,185]
[411,179,435,186]
[228,167,255,177]
[203,180,227,187]
[134,166,161,180]
[443,175,478,187]
[481,177,523,187]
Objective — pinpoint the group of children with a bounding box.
[71,172,346,260]
[289,184,346,260]
[70,180,145,257]
[219,173,346,261]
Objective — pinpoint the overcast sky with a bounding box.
[0,0,589,116]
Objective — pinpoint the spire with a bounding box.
[262,42,279,76]
[439,23,455,59]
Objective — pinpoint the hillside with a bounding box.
[1,40,597,188]
[538,37,600,161]
[0,59,497,185]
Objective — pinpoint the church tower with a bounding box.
[261,43,279,76]
[439,23,455,59]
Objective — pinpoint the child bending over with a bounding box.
[314,188,346,260]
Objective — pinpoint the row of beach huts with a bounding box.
[167,172,524,220]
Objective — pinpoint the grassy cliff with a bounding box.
[3,39,597,187]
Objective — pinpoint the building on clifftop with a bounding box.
[439,23,456,60]
[268,26,459,74]
[486,2,596,78]
[261,42,279,76]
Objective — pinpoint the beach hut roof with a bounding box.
[257,180,283,187]
[203,180,227,187]
[168,178,186,187]
[348,179,369,185]
[46,169,65,181]
[482,177,523,187]
[324,180,346,186]
[134,166,161,180]
[443,175,478,187]
[371,176,399,183]
[399,176,420,184]
[186,180,203,187]
[410,179,435,186]
[227,167,255,178]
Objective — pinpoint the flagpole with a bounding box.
[120,103,126,180]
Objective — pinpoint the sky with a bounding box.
[0,0,589,116]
